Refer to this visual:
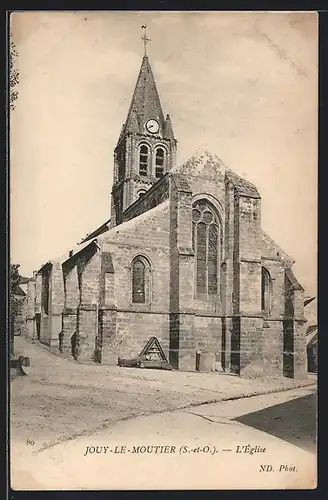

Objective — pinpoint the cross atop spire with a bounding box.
[141,25,151,56]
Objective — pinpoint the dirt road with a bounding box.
[11,386,317,490]
[11,337,316,454]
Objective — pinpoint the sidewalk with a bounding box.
[10,336,316,452]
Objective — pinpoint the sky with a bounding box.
[10,11,318,296]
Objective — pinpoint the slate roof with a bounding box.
[306,324,317,336]
[80,219,111,244]
[99,200,170,242]
[306,328,317,348]
[124,56,166,137]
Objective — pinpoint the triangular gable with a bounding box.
[171,149,228,179]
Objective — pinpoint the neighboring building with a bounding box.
[304,296,318,373]
[13,276,29,335]
[24,52,307,378]
[306,325,317,373]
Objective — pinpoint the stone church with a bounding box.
[24,52,307,378]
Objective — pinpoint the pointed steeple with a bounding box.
[110,45,178,228]
[164,114,175,140]
[124,55,165,134]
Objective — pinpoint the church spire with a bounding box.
[124,52,165,135]
[110,29,177,228]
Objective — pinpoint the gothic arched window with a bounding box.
[139,145,149,176]
[192,200,221,297]
[131,256,151,304]
[155,147,165,178]
[261,267,273,314]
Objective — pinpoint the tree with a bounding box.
[9,34,19,111]
[10,263,22,356]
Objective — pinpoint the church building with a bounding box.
[24,47,307,379]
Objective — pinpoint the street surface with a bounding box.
[11,386,317,491]
[11,336,315,454]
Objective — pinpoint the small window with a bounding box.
[138,190,146,199]
[155,148,165,178]
[261,267,272,314]
[139,145,149,176]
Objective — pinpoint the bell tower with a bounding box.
[110,28,177,227]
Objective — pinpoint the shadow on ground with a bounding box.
[234,392,317,454]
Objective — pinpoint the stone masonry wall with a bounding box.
[45,262,65,348]
[169,174,196,370]
[237,196,262,316]
[123,167,170,221]
[76,249,101,362]
[194,315,222,356]
[101,201,170,313]
[116,311,169,360]
[238,317,264,376]
[99,200,171,362]
[232,190,267,376]
[262,258,285,318]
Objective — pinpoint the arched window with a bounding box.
[155,147,165,178]
[131,256,151,304]
[192,200,221,297]
[139,145,149,176]
[261,267,273,314]
[132,259,145,303]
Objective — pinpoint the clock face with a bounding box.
[146,119,159,134]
